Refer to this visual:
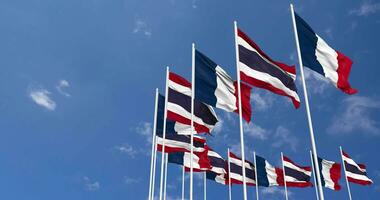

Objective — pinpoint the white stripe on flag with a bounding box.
[156,136,205,152]
[320,159,336,190]
[315,34,339,87]
[215,65,237,112]
[346,171,373,182]
[239,62,300,102]
[168,79,192,96]
[284,160,311,176]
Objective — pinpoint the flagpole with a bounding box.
[228,148,232,200]
[148,88,159,200]
[190,42,195,200]
[253,151,259,200]
[340,146,353,200]
[152,136,158,200]
[234,20,248,200]
[164,153,168,200]
[159,67,170,200]
[182,165,185,200]
[310,150,320,200]
[204,172,207,200]
[289,4,325,200]
[281,152,289,200]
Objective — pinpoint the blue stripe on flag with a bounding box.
[195,50,218,107]
[256,155,270,187]
[168,152,185,165]
[295,12,325,76]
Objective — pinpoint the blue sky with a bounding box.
[0,0,379,199]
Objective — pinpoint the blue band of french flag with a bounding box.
[295,12,357,95]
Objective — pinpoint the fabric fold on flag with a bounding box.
[317,157,342,190]
[342,150,373,185]
[237,28,300,108]
[282,155,312,187]
[194,50,252,122]
[228,152,256,185]
[168,72,219,134]
[255,155,282,187]
[294,12,357,95]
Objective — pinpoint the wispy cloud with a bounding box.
[244,122,269,140]
[133,19,152,37]
[349,1,380,16]
[83,176,100,191]
[251,92,274,111]
[301,67,330,94]
[261,187,292,197]
[114,143,138,158]
[328,96,380,135]
[191,0,198,9]
[29,88,56,111]
[272,126,299,152]
[124,177,141,184]
[136,122,153,143]
[56,79,71,97]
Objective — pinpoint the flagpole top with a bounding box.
[155,88,158,93]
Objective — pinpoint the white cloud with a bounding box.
[114,143,138,158]
[350,1,380,16]
[56,79,71,97]
[83,176,100,191]
[251,92,274,111]
[133,19,152,37]
[324,28,333,39]
[29,88,56,111]
[301,67,330,94]
[328,96,380,135]
[244,122,269,140]
[261,187,292,197]
[272,126,298,152]
[124,177,141,184]
[136,122,153,143]
[191,0,197,9]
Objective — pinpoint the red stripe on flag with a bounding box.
[347,177,373,186]
[336,51,357,95]
[233,81,252,122]
[169,72,191,88]
[330,163,342,190]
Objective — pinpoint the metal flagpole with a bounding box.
[253,151,259,200]
[233,20,248,200]
[309,151,320,200]
[164,153,168,200]
[228,148,232,200]
[289,4,325,200]
[204,172,207,200]
[190,43,195,200]
[281,152,289,200]
[159,67,170,200]
[182,166,185,200]
[152,136,158,200]
[148,88,159,200]
[340,146,353,200]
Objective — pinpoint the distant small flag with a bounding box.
[255,155,282,187]
[168,150,211,171]
[168,72,218,134]
[317,157,342,190]
[195,50,252,122]
[294,13,357,94]
[228,152,256,185]
[342,151,373,185]
[282,155,312,187]
[237,28,300,108]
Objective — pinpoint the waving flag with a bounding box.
[207,171,227,185]
[168,72,218,134]
[168,150,211,171]
[237,28,300,108]
[317,157,342,190]
[282,155,312,187]
[228,152,256,185]
[195,50,252,122]
[255,155,282,187]
[155,94,206,153]
[342,151,373,185]
[294,13,357,94]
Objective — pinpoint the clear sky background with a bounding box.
[0,0,379,199]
